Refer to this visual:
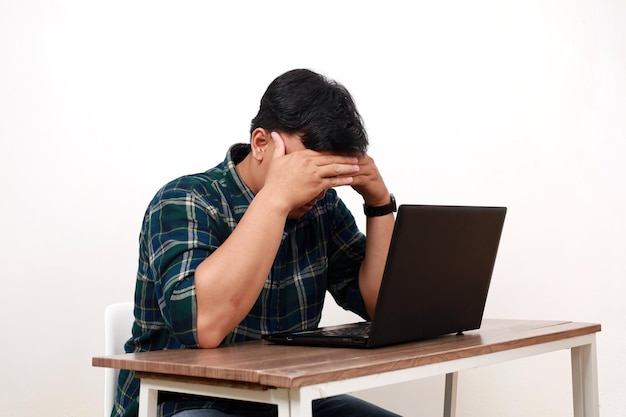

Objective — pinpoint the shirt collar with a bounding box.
[223,143,255,203]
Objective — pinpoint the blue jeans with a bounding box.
[171,394,401,417]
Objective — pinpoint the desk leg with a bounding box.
[275,391,291,417]
[443,372,458,417]
[571,336,600,417]
[289,387,315,417]
[138,380,159,417]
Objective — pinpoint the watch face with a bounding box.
[390,194,397,210]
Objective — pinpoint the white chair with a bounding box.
[104,302,135,417]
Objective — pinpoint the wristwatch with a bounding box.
[363,194,397,217]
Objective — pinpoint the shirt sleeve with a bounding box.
[137,178,227,348]
[325,196,369,320]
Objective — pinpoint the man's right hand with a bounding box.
[262,131,360,216]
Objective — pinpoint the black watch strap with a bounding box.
[363,194,397,217]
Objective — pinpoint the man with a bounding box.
[113,69,399,417]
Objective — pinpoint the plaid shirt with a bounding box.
[112,144,368,417]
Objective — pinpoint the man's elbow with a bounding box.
[196,311,230,348]
[197,326,226,349]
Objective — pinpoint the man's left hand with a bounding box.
[350,153,390,207]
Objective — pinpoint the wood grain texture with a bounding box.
[92,319,601,388]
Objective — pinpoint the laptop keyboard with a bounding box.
[315,323,371,338]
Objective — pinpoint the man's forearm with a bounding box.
[194,191,289,348]
[358,212,395,319]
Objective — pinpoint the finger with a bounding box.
[270,131,286,159]
[324,161,360,178]
[326,175,354,188]
[315,155,359,170]
[355,155,374,170]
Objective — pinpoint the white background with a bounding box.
[1,1,625,416]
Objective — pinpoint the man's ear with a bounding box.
[250,128,271,161]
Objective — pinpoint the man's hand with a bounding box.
[262,132,361,214]
[350,153,391,207]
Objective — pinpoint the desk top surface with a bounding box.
[93,319,600,388]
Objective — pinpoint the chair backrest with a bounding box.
[104,302,134,417]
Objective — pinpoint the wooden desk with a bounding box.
[93,319,600,417]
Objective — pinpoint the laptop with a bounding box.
[262,204,507,348]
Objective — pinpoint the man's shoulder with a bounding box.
[146,167,226,210]
[154,145,242,200]
[163,170,219,192]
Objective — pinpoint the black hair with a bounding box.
[250,69,368,153]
